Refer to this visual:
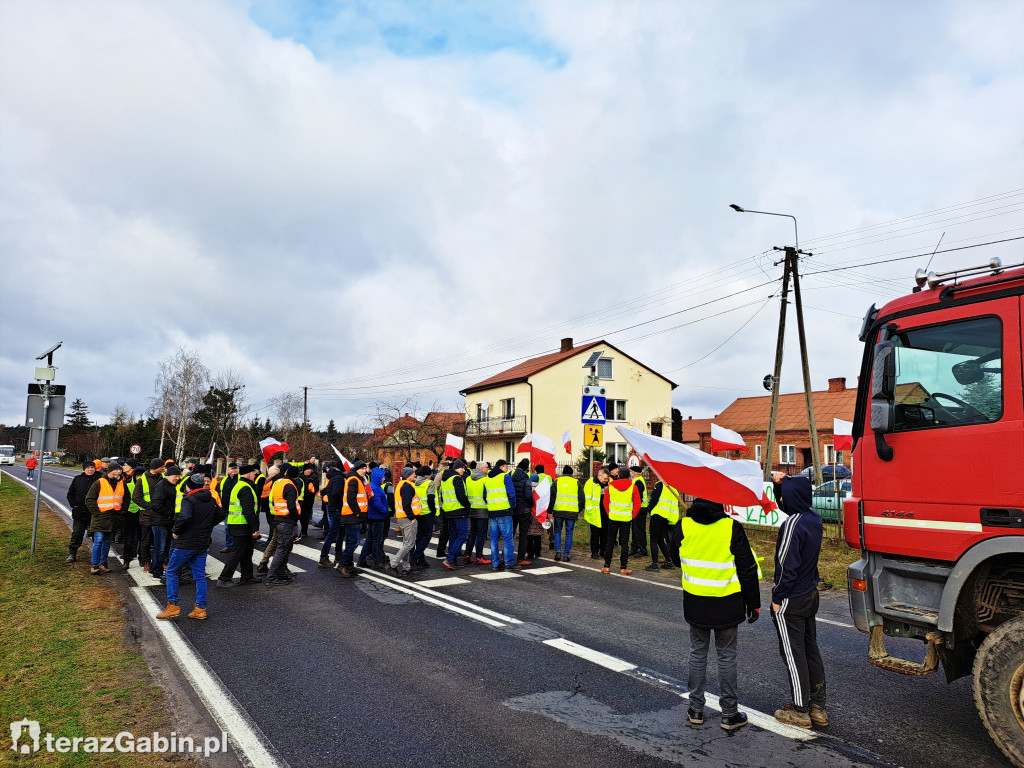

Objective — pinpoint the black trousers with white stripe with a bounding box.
[771,588,826,712]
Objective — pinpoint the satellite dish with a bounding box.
[481,399,489,410]
[763,374,774,392]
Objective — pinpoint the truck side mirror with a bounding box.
[871,341,897,401]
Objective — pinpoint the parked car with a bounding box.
[812,479,851,523]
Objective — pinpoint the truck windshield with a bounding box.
[891,316,1002,430]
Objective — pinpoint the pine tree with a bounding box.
[65,399,92,434]
[326,419,338,444]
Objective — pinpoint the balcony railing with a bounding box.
[465,415,528,437]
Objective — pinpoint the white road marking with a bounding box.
[131,586,288,768]
[471,571,523,581]
[355,571,506,628]
[405,576,469,588]
[524,566,572,576]
[817,617,855,628]
[542,638,637,673]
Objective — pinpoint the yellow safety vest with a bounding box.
[607,483,635,522]
[552,476,580,513]
[582,478,603,528]
[440,475,464,512]
[483,473,511,512]
[414,481,431,514]
[464,475,486,510]
[227,480,257,525]
[394,479,423,518]
[125,477,141,514]
[651,483,681,525]
[175,477,189,514]
[679,517,740,597]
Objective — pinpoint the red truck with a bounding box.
[845,257,1024,766]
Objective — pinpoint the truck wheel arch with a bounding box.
[938,535,1024,637]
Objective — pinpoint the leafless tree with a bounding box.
[153,347,210,462]
[273,390,303,436]
[110,403,134,429]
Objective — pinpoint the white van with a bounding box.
[0,445,15,466]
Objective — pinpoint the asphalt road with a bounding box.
[9,464,1010,768]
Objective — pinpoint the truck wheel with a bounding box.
[974,615,1024,768]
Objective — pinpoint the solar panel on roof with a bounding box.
[582,350,604,369]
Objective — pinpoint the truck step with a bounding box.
[881,603,939,621]
[867,624,942,676]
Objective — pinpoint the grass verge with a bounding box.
[0,477,189,767]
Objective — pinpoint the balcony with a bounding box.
[465,416,528,437]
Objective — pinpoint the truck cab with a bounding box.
[845,258,1024,766]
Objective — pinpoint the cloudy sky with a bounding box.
[2,0,1022,432]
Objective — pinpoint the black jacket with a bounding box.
[439,469,470,518]
[172,489,225,550]
[149,478,178,528]
[227,479,260,533]
[772,476,823,602]
[681,499,761,630]
[67,471,97,522]
[510,468,533,516]
[341,470,368,522]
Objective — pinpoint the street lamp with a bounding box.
[730,204,822,486]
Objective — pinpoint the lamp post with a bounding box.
[730,205,822,486]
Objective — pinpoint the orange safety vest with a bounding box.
[261,477,273,499]
[210,476,222,507]
[96,477,126,513]
[269,478,295,516]
[394,479,423,519]
[342,476,369,517]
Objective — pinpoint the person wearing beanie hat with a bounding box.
[134,458,167,572]
[216,465,263,587]
[583,466,610,560]
[464,462,490,565]
[334,461,370,578]
[217,462,242,553]
[601,464,642,575]
[119,460,144,571]
[256,465,283,573]
[629,466,650,560]
[550,465,584,562]
[148,466,181,581]
[264,465,301,585]
[411,465,437,569]
[298,462,318,539]
[510,458,534,564]
[85,462,126,574]
[64,461,98,562]
[439,457,471,570]
[483,460,518,571]
[318,463,347,567]
[156,469,226,621]
[385,466,420,577]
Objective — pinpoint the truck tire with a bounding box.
[974,615,1024,768]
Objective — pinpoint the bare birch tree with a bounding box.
[153,347,210,462]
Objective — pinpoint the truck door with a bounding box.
[860,297,1023,562]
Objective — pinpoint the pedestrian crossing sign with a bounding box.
[581,395,606,425]
[584,425,603,447]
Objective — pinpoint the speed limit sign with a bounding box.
[130,444,141,455]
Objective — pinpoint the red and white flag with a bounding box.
[711,423,748,453]
[617,427,775,512]
[517,434,534,454]
[330,444,352,471]
[533,475,552,529]
[444,433,464,458]
[561,430,572,456]
[833,419,854,452]
[259,437,290,466]
[527,432,556,472]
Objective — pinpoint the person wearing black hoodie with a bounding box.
[65,462,98,562]
[681,497,761,731]
[267,465,301,585]
[510,458,534,565]
[769,474,827,729]
[440,459,471,570]
[318,464,346,566]
[156,473,225,620]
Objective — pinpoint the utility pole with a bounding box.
[763,251,791,482]
[789,247,824,486]
[303,386,309,426]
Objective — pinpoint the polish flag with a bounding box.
[711,423,748,454]
[259,437,289,466]
[533,475,552,529]
[517,434,534,454]
[330,444,352,471]
[833,419,854,452]
[562,430,572,456]
[617,427,775,512]
[527,432,556,473]
[444,433,464,458]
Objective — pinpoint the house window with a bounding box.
[605,442,628,464]
[650,422,663,437]
[824,444,835,464]
[780,445,796,465]
[755,444,762,463]
[609,400,627,421]
[475,443,484,462]
[597,358,613,379]
[500,398,515,419]
[476,403,487,421]
[504,441,515,464]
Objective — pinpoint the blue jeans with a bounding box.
[554,518,576,557]
[340,523,361,567]
[27,468,35,480]
[467,517,488,558]
[150,525,170,578]
[165,548,208,607]
[91,530,111,566]
[489,515,515,567]
[446,518,469,565]
[359,521,386,565]
[224,528,235,549]
[320,509,342,560]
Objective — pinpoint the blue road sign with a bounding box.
[581,396,606,425]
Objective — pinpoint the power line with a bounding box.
[664,294,777,373]
[801,236,1024,276]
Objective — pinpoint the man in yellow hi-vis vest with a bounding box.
[680,497,761,732]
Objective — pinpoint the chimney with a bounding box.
[560,337,573,353]
[828,377,847,393]
[688,416,693,420]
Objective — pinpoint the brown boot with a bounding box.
[156,603,181,620]
[601,566,611,574]
[774,704,812,729]
[188,606,208,620]
[809,704,829,727]
[318,557,332,568]
[620,567,633,576]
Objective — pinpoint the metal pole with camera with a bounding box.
[28,342,63,554]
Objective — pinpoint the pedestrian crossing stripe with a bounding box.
[418,577,468,588]
[472,571,521,580]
